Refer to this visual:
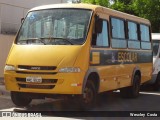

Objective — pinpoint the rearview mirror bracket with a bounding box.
[95,15,103,33]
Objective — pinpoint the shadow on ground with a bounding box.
[12,88,160,117]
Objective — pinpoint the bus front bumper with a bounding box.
[4,71,85,95]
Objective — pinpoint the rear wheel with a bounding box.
[11,91,32,107]
[81,80,97,109]
[120,74,140,98]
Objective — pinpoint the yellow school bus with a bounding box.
[4,3,152,108]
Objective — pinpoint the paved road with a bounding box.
[0,84,160,119]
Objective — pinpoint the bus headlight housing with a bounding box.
[59,67,81,73]
[4,65,16,71]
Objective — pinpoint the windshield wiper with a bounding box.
[19,38,46,45]
[40,37,74,45]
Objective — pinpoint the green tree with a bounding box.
[133,0,160,32]
[114,0,132,4]
[82,0,110,7]
[110,0,136,15]
[82,0,160,32]
[82,0,135,14]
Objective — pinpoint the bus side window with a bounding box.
[111,17,127,48]
[92,20,109,47]
[127,21,140,49]
[140,24,151,50]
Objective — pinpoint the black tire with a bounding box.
[11,91,32,107]
[154,73,160,91]
[120,74,140,98]
[81,80,97,110]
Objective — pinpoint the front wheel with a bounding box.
[11,91,32,107]
[81,80,97,110]
[120,74,140,98]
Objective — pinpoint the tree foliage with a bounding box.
[133,0,160,32]
[110,0,135,15]
[82,0,160,32]
[82,0,110,7]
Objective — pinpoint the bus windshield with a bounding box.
[16,9,92,45]
[153,40,160,56]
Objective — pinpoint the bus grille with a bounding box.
[18,65,57,70]
[18,84,55,89]
[16,65,58,89]
[16,71,57,75]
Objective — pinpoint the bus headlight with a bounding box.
[59,67,81,73]
[4,65,16,71]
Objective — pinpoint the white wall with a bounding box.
[0,0,67,34]
[0,3,27,34]
[0,0,67,8]
[0,35,14,77]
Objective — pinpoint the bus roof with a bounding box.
[30,3,99,11]
[30,3,150,25]
[152,33,160,40]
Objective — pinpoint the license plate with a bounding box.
[26,77,42,83]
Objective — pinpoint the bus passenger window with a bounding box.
[127,21,140,49]
[140,24,151,49]
[128,22,138,40]
[141,25,150,42]
[111,17,127,48]
[92,20,109,47]
[111,18,125,39]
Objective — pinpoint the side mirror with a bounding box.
[92,33,97,45]
[95,16,103,33]
[21,18,24,24]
